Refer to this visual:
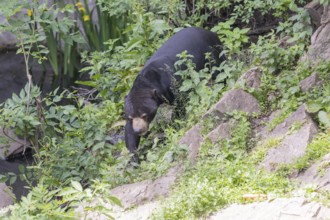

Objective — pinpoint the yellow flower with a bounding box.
[75,2,83,8]
[27,9,33,17]
[78,7,86,13]
[83,15,90,22]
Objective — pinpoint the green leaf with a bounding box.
[306,102,322,113]
[71,180,83,192]
[318,111,330,128]
[108,195,123,207]
[57,187,79,196]
[180,80,192,92]
[75,80,98,88]
[0,174,8,182]
[18,164,25,173]
[93,141,105,151]
[9,175,17,185]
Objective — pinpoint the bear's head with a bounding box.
[124,89,160,136]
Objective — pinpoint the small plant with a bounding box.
[211,19,250,56]
[306,82,330,129]
[250,137,283,164]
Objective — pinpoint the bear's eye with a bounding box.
[127,115,133,121]
[141,113,147,119]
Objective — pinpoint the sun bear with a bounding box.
[124,27,223,162]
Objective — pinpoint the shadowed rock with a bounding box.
[238,67,263,89]
[299,73,322,92]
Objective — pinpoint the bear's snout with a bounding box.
[132,117,149,135]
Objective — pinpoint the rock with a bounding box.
[0,128,28,159]
[259,105,318,171]
[299,73,322,92]
[0,183,14,208]
[307,5,330,63]
[113,201,160,220]
[215,89,260,115]
[205,89,260,119]
[206,122,231,143]
[298,154,330,191]
[258,105,315,139]
[179,125,204,164]
[305,1,323,31]
[261,123,318,172]
[238,67,263,89]
[76,164,182,219]
[209,197,330,220]
[0,33,17,50]
[110,165,183,208]
[0,50,53,103]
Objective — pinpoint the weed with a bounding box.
[250,137,283,165]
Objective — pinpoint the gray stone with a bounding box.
[216,89,260,115]
[205,89,260,119]
[299,73,322,92]
[258,105,315,139]
[305,1,323,31]
[238,67,263,89]
[179,125,204,164]
[298,154,330,191]
[0,128,28,159]
[206,122,231,143]
[0,183,14,208]
[0,32,17,49]
[110,165,183,208]
[261,123,318,172]
[113,201,160,220]
[209,197,330,220]
[258,105,319,171]
[307,5,330,63]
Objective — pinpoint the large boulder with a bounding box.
[307,5,330,63]
[258,105,318,171]
[205,89,261,119]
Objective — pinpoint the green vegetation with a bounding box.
[153,113,292,219]
[0,0,330,219]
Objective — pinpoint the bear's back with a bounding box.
[145,27,221,71]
